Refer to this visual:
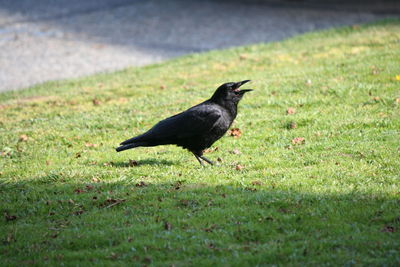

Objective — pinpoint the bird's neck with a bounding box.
[211,98,238,119]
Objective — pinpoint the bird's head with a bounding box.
[210,80,253,104]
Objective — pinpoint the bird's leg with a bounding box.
[199,155,214,165]
[193,154,205,166]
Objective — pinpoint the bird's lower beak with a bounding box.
[238,89,253,95]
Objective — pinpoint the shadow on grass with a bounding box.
[1,178,399,266]
[97,158,177,168]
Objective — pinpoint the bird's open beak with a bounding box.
[234,80,253,94]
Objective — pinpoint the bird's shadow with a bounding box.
[106,158,177,168]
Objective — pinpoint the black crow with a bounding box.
[116,80,253,165]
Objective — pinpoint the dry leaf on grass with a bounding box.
[74,188,85,194]
[286,108,296,115]
[4,212,17,221]
[235,164,244,171]
[229,128,242,138]
[129,159,138,167]
[85,185,94,191]
[239,54,248,60]
[85,143,98,148]
[230,149,241,154]
[288,122,297,129]
[92,98,101,106]
[135,181,147,187]
[204,147,218,153]
[381,226,395,233]
[19,134,28,142]
[291,137,305,145]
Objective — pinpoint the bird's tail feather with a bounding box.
[116,143,140,152]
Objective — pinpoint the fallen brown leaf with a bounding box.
[74,188,85,194]
[204,147,218,153]
[135,181,147,187]
[92,98,101,106]
[288,121,297,129]
[381,226,395,233]
[229,128,242,138]
[235,164,244,171]
[19,134,28,142]
[292,137,305,145]
[230,149,241,154]
[286,107,296,115]
[4,213,17,221]
[85,185,94,191]
[85,143,98,148]
[129,159,138,167]
[251,180,263,186]
[239,54,248,60]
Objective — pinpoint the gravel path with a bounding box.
[0,0,398,92]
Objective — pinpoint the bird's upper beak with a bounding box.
[234,80,253,94]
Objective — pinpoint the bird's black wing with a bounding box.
[120,103,222,145]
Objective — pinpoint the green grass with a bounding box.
[1,19,400,266]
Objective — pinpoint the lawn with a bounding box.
[1,19,399,266]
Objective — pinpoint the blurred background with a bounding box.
[0,0,399,92]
